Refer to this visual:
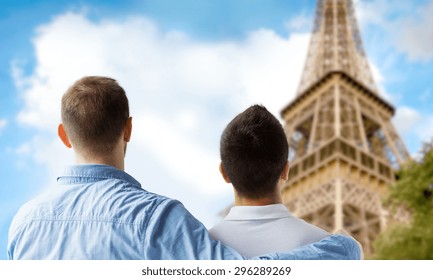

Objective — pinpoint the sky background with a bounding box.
[1,0,433,260]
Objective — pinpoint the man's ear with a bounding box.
[219,162,231,183]
[124,117,132,142]
[281,161,289,181]
[58,124,72,148]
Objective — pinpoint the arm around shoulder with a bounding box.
[142,198,247,259]
[142,199,361,260]
[274,234,362,260]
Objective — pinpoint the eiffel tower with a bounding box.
[281,0,409,255]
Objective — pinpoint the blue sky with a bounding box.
[1,0,433,260]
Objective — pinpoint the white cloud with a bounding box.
[13,12,309,226]
[396,1,433,62]
[393,106,422,136]
[284,14,312,33]
[353,1,406,100]
[368,61,388,98]
[355,0,411,28]
[355,0,389,27]
[416,115,433,143]
[369,61,384,86]
[0,119,7,134]
[355,0,433,62]
[133,113,223,195]
[236,30,309,114]
[368,60,404,103]
[393,106,433,155]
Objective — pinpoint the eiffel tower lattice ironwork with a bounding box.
[281,0,410,255]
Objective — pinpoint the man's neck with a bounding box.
[75,147,125,171]
[234,193,282,206]
[76,156,124,171]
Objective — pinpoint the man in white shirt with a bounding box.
[210,105,330,257]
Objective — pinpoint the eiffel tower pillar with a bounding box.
[281,0,409,255]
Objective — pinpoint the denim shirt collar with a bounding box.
[57,164,141,188]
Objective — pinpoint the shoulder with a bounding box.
[9,190,54,228]
[144,197,204,233]
[8,191,53,245]
[289,216,330,238]
[208,220,228,238]
[147,196,192,219]
[208,223,219,239]
[97,185,184,227]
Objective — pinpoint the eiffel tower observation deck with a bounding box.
[281,0,410,255]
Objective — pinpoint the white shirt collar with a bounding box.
[224,204,292,221]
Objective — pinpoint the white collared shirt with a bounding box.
[209,204,330,258]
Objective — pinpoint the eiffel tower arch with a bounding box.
[281,0,410,255]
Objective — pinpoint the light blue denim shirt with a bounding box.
[7,164,361,260]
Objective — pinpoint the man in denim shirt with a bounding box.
[7,76,361,260]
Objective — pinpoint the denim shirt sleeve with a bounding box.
[274,234,362,260]
[143,199,361,260]
[143,199,246,260]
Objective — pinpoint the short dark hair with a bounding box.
[220,105,288,199]
[61,76,129,155]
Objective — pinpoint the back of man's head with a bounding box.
[220,105,289,199]
[61,76,129,156]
